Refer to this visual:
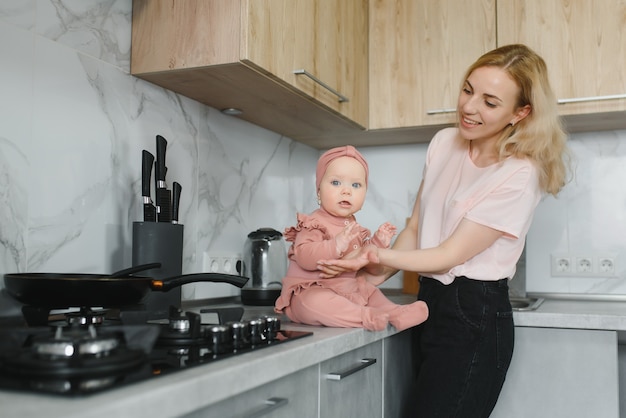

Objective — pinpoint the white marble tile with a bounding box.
[0,22,35,273]
[27,35,133,273]
[36,0,131,71]
[0,0,36,30]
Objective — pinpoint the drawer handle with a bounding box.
[426,107,457,115]
[325,358,377,381]
[293,69,349,103]
[557,93,626,104]
[241,397,288,418]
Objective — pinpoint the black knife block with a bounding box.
[132,222,184,313]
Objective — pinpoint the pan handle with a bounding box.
[151,273,249,291]
[110,263,162,277]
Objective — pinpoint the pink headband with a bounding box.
[316,145,369,191]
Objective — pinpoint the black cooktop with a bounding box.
[0,305,312,396]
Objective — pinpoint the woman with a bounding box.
[318,44,570,417]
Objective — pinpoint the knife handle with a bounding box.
[172,182,182,224]
[155,135,167,183]
[141,150,154,197]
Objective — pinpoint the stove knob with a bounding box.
[205,324,232,354]
[248,318,265,345]
[227,321,249,349]
[263,316,281,341]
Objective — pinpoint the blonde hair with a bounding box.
[461,44,571,196]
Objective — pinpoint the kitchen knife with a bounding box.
[171,182,182,224]
[141,150,157,222]
[155,135,172,222]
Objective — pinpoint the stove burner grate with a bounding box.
[0,325,147,378]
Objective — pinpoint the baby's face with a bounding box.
[318,157,367,218]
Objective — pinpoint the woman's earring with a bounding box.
[317,194,321,205]
[510,121,516,127]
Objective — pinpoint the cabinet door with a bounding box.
[182,365,318,418]
[243,0,368,127]
[491,327,619,418]
[497,0,626,116]
[369,0,496,130]
[320,341,383,418]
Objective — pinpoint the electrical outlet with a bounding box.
[551,255,572,276]
[552,254,618,278]
[203,253,243,275]
[575,257,593,274]
[598,257,616,276]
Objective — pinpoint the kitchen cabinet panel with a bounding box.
[491,327,620,418]
[319,340,383,418]
[497,0,626,130]
[130,0,626,149]
[131,0,368,149]
[244,0,368,124]
[182,364,319,418]
[368,0,496,130]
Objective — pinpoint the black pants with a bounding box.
[410,276,514,418]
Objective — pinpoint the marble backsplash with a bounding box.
[0,1,624,303]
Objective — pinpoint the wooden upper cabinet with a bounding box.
[497,0,626,123]
[368,0,496,130]
[131,0,368,148]
[243,0,368,125]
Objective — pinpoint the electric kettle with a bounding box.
[241,228,287,306]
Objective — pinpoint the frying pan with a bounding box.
[3,263,249,308]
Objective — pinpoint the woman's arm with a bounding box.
[378,218,503,273]
[320,218,503,275]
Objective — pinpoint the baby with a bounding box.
[274,145,428,331]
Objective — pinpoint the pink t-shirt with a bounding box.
[419,127,542,284]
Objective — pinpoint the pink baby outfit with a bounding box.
[274,208,428,331]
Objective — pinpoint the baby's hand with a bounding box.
[335,221,361,256]
[374,222,397,247]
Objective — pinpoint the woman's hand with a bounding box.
[317,245,380,278]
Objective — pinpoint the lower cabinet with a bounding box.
[491,327,620,418]
[183,336,408,418]
[319,341,383,418]
[183,365,318,418]
[182,327,623,418]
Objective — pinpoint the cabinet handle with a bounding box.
[293,69,349,103]
[240,397,288,418]
[325,358,377,381]
[557,93,626,104]
[426,108,456,115]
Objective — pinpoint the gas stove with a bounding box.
[0,304,312,396]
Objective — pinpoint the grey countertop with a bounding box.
[513,297,626,332]
[2,290,626,418]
